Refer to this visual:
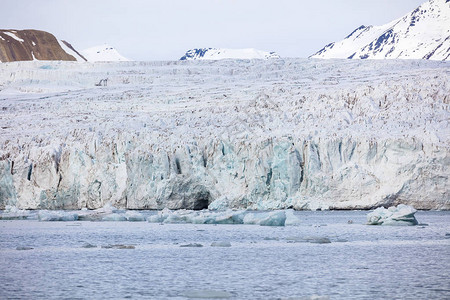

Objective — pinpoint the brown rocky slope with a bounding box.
[0,29,86,62]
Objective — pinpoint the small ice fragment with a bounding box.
[82,243,97,248]
[125,211,146,222]
[180,243,203,247]
[303,236,331,244]
[264,237,279,241]
[181,290,232,299]
[101,244,135,249]
[16,246,33,250]
[211,241,231,247]
[102,213,127,221]
[308,237,331,244]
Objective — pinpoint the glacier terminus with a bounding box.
[0,59,449,211]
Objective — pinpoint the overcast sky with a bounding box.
[2,0,425,60]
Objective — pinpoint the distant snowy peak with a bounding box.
[180,48,280,60]
[311,0,450,61]
[81,44,130,62]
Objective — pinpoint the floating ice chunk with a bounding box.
[93,202,119,215]
[82,243,97,248]
[244,211,286,226]
[163,211,193,224]
[211,241,232,247]
[101,244,135,249]
[16,246,33,250]
[181,290,232,299]
[148,209,293,226]
[124,211,146,222]
[367,204,419,226]
[305,237,332,244]
[147,214,164,223]
[285,209,301,226]
[242,212,261,225]
[102,213,127,221]
[38,210,78,221]
[260,211,286,226]
[200,210,245,225]
[0,206,30,220]
[180,243,203,247]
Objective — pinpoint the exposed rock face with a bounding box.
[0,29,86,62]
[0,59,448,210]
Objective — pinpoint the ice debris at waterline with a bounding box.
[0,206,30,220]
[367,204,419,226]
[0,206,301,226]
[38,210,78,221]
[147,209,300,226]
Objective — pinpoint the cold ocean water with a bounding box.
[0,210,449,299]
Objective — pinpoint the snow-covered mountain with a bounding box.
[180,48,280,60]
[81,44,130,62]
[311,0,450,61]
[0,29,86,62]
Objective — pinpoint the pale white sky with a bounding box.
[2,0,425,60]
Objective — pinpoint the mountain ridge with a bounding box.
[311,0,450,61]
[180,48,280,60]
[81,44,130,62]
[0,29,86,62]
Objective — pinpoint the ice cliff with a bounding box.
[0,59,448,210]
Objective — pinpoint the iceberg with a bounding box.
[211,241,232,247]
[366,204,419,226]
[285,209,301,226]
[38,210,78,221]
[147,209,294,226]
[102,213,127,222]
[124,211,146,222]
[243,211,286,226]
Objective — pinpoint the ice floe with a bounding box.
[366,204,419,226]
[0,206,30,220]
[211,241,232,247]
[147,209,297,226]
[38,210,78,221]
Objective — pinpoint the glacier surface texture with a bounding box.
[0,59,449,210]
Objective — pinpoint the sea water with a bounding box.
[0,211,449,299]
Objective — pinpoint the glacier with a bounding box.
[0,59,449,210]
